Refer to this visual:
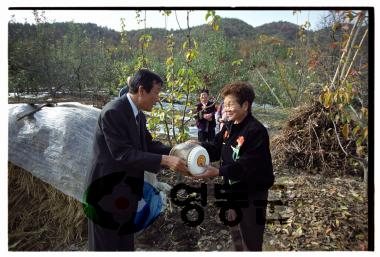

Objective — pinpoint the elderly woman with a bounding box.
[191,82,274,251]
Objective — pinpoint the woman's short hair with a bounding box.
[221,82,255,112]
[200,89,209,95]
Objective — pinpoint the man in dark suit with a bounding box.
[86,69,189,251]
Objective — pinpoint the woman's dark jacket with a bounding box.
[194,101,216,132]
[202,114,274,195]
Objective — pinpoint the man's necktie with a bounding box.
[136,112,145,149]
[136,112,141,132]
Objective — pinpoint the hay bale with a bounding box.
[8,163,87,251]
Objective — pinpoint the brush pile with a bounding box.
[271,102,363,176]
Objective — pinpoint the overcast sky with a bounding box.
[9,9,329,31]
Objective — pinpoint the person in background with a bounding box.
[194,89,216,142]
[118,76,132,97]
[215,99,227,132]
[188,82,274,251]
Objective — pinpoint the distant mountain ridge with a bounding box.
[9,17,309,47]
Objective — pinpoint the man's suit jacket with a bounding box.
[87,94,171,195]
[86,94,171,251]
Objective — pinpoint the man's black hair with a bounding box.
[129,69,163,94]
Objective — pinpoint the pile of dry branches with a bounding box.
[271,102,362,176]
[8,163,87,251]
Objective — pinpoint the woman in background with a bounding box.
[215,99,227,132]
[194,89,216,142]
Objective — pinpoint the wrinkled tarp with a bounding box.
[9,103,100,202]
[8,102,170,205]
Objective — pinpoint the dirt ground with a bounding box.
[10,165,367,251]
[133,168,368,251]
[56,167,367,251]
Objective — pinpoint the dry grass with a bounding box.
[8,163,87,251]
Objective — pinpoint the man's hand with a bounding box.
[192,165,219,179]
[203,113,213,121]
[161,155,191,176]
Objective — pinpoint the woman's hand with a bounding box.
[193,165,219,179]
[185,140,200,145]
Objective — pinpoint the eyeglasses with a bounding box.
[223,103,240,109]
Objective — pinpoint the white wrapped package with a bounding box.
[169,142,209,175]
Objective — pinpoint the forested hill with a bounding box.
[9,13,366,109]
[253,21,301,41]
[8,22,121,47]
[8,18,306,48]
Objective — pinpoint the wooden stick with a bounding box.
[256,69,284,108]
[330,15,360,89]
[342,29,368,84]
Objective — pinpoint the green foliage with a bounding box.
[205,10,221,31]
[148,11,205,144]
[317,10,368,165]
[192,30,239,93]
[9,12,119,98]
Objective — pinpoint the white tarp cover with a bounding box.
[9,102,171,207]
[9,102,173,232]
[8,102,100,202]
